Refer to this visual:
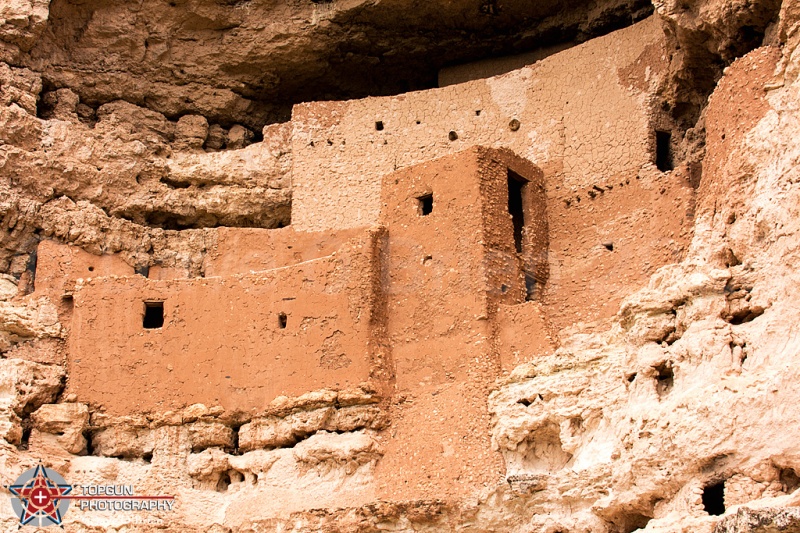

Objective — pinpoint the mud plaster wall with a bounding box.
[290,16,669,234]
[542,165,696,331]
[65,231,383,415]
[203,226,366,278]
[34,239,134,299]
[373,148,546,500]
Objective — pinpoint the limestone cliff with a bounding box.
[1,0,799,532]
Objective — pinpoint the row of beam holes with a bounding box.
[373,113,519,143]
[564,128,673,208]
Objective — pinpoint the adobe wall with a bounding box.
[541,166,695,331]
[373,147,547,500]
[496,302,556,373]
[34,240,134,300]
[291,16,669,233]
[203,226,366,277]
[477,148,549,305]
[65,230,386,415]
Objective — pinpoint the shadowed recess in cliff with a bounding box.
[24,0,654,128]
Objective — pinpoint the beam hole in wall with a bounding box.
[507,169,528,253]
[656,130,674,172]
[143,301,164,329]
[278,312,288,329]
[702,480,726,516]
[87,266,94,272]
[448,131,458,141]
[375,121,384,131]
[418,194,434,216]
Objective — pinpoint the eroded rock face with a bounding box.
[1,0,799,532]
[6,0,655,128]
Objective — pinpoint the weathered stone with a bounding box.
[325,405,388,432]
[714,507,800,533]
[91,426,154,458]
[205,124,227,151]
[187,447,230,482]
[187,421,234,452]
[30,403,88,454]
[0,275,18,301]
[175,114,209,151]
[225,124,253,150]
[293,430,382,472]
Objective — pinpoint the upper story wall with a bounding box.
[291,16,669,232]
[378,147,547,383]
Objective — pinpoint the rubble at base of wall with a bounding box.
[714,507,800,533]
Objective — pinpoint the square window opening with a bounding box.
[418,194,433,216]
[143,301,164,329]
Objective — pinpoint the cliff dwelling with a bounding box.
[1,0,800,531]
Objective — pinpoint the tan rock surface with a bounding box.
[1,0,799,531]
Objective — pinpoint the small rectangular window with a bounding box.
[418,194,433,216]
[143,301,164,329]
[278,312,287,329]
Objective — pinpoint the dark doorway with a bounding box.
[702,481,725,516]
[143,301,164,329]
[507,170,527,253]
[656,130,673,172]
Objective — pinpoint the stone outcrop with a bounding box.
[4,0,655,127]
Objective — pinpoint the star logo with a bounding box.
[6,464,72,528]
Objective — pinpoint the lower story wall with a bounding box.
[65,231,384,415]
